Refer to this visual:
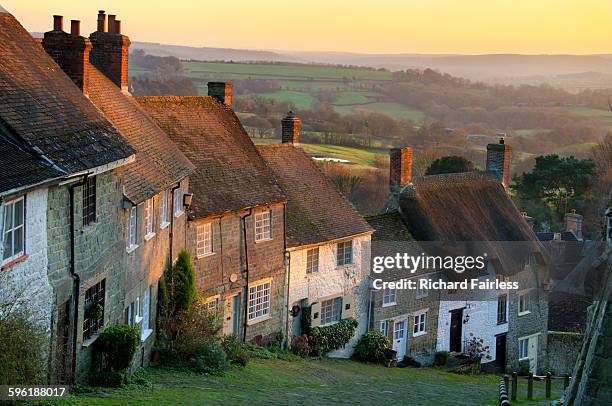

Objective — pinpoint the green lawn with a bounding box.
[333,102,425,121]
[258,90,317,109]
[56,359,563,405]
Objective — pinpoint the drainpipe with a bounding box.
[168,184,181,263]
[241,208,252,342]
[283,203,291,348]
[68,176,85,384]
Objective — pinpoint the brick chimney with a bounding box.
[281,111,301,145]
[42,15,92,94]
[486,137,512,190]
[208,82,233,107]
[389,147,412,190]
[565,209,583,239]
[89,10,130,91]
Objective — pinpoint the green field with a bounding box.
[567,107,612,117]
[57,359,563,405]
[301,143,386,169]
[333,102,425,121]
[332,91,382,105]
[258,90,317,110]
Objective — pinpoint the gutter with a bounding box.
[68,176,86,384]
[240,208,252,342]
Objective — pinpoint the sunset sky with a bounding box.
[3,0,612,54]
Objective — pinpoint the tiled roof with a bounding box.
[86,65,194,203]
[136,96,286,217]
[366,211,415,242]
[0,12,134,179]
[537,231,579,242]
[0,133,63,193]
[257,144,373,248]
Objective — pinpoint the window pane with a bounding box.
[3,203,12,231]
[13,226,23,255]
[14,199,23,227]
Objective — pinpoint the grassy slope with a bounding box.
[333,102,425,121]
[300,144,385,169]
[58,359,563,406]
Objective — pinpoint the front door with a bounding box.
[450,309,463,352]
[223,294,240,335]
[392,319,407,361]
[495,334,507,371]
[527,335,539,373]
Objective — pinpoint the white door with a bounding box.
[527,335,538,373]
[393,319,407,361]
[223,295,235,335]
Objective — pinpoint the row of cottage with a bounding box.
[0,8,551,383]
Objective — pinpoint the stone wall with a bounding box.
[547,332,583,375]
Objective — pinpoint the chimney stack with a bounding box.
[208,82,233,107]
[89,11,131,91]
[97,10,106,32]
[389,147,412,190]
[486,137,512,190]
[281,111,301,145]
[53,15,63,31]
[42,15,91,94]
[565,209,583,239]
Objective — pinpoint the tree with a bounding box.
[425,156,475,175]
[513,154,597,228]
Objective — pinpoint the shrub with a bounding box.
[222,334,250,366]
[0,313,46,385]
[159,249,196,326]
[290,334,310,358]
[91,324,139,386]
[189,340,229,375]
[309,318,358,356]
[464,333,491,363]
[434,350,450,366]
[353,331,390,364]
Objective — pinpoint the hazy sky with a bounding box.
[3,0,612,54]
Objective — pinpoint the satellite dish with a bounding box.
[229,273,238,283]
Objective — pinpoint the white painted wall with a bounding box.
[0,188,54,333]
[288,234,371,358]
[436,264,509,363]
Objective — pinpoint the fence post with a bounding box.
[527,373,534,400]
[511,372,518,401]
[504,374,509,391]
[564,374,570,389]
[545,372,551,399]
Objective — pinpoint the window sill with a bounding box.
[174,210,184,219]
[255,237,273,244]
[320,320,341,328]
[247,314,270,325]
[144,232,156,242]
[141,328,153,342]
[126,244,139,254]
[82,334,99,348]
[135,316,143,324]
[382,302,396,308]
[413,331,427,338]
[1,254,28,271]
[497,321,508,325]
[518,311,531,317]
[160,221,170,230]
[197,252,215,259]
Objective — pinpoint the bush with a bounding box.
[309,318,358,356]
[222,335,250,366]
[89,370,124,387]
[93,324,140,372]
[353,332,390,364]
[0,313,46,385]
[159,249,196,328]
[434,350,450,366]
[290,334,310,358]
[189,340,229,375]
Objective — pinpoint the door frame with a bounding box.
[392,317,408,361]
[449,308,464,352]
[518,332,540,373]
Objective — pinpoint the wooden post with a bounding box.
[564,374,570,389]
[527,373,534,400]
[546,372,551,398]
[511,372,518,401]
[504,374,509,391]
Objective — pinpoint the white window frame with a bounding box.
[141,286,153,341]
[416,284,429,299]
[254,209,272,242]
[379,319,389,336]
[174,183,183,217]
[497,294,508,324]
[248,279,271,323]
[144,198,155,240]
[518,337,529,360]
[413,310,427,337]
[306,247,319,273]
[135,296,142,323]
[320,296,343,326]
[336,240,353,267]
[196,222,213,257]
[127,206,138,252]
[2,197,25,265]
[204,295,220,312]
[382,287,396,307]
[518,290,531,316]
[160,190,169,228]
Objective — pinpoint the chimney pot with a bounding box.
[114,20,121,34]
[108,15,117,33]
[97,10,106,32]
[70,20,80,36]
[486,139,512,191]
[53,15,63,31]
[281,111,301,145]
[389,147,412,190]
[565,210,583,238]
[208,82,233,107]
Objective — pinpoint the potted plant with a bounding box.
[434,350,450,366]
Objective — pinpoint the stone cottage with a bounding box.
[137,92,288,344]
[384,142,550,373]
[0,8,137,383]
[257,112,373,357]
[41,11,195,374]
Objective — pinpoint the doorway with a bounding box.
[223,293,241,336]
[450,309,463,352]
[495,334,507,371]
[392,318,407,361]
